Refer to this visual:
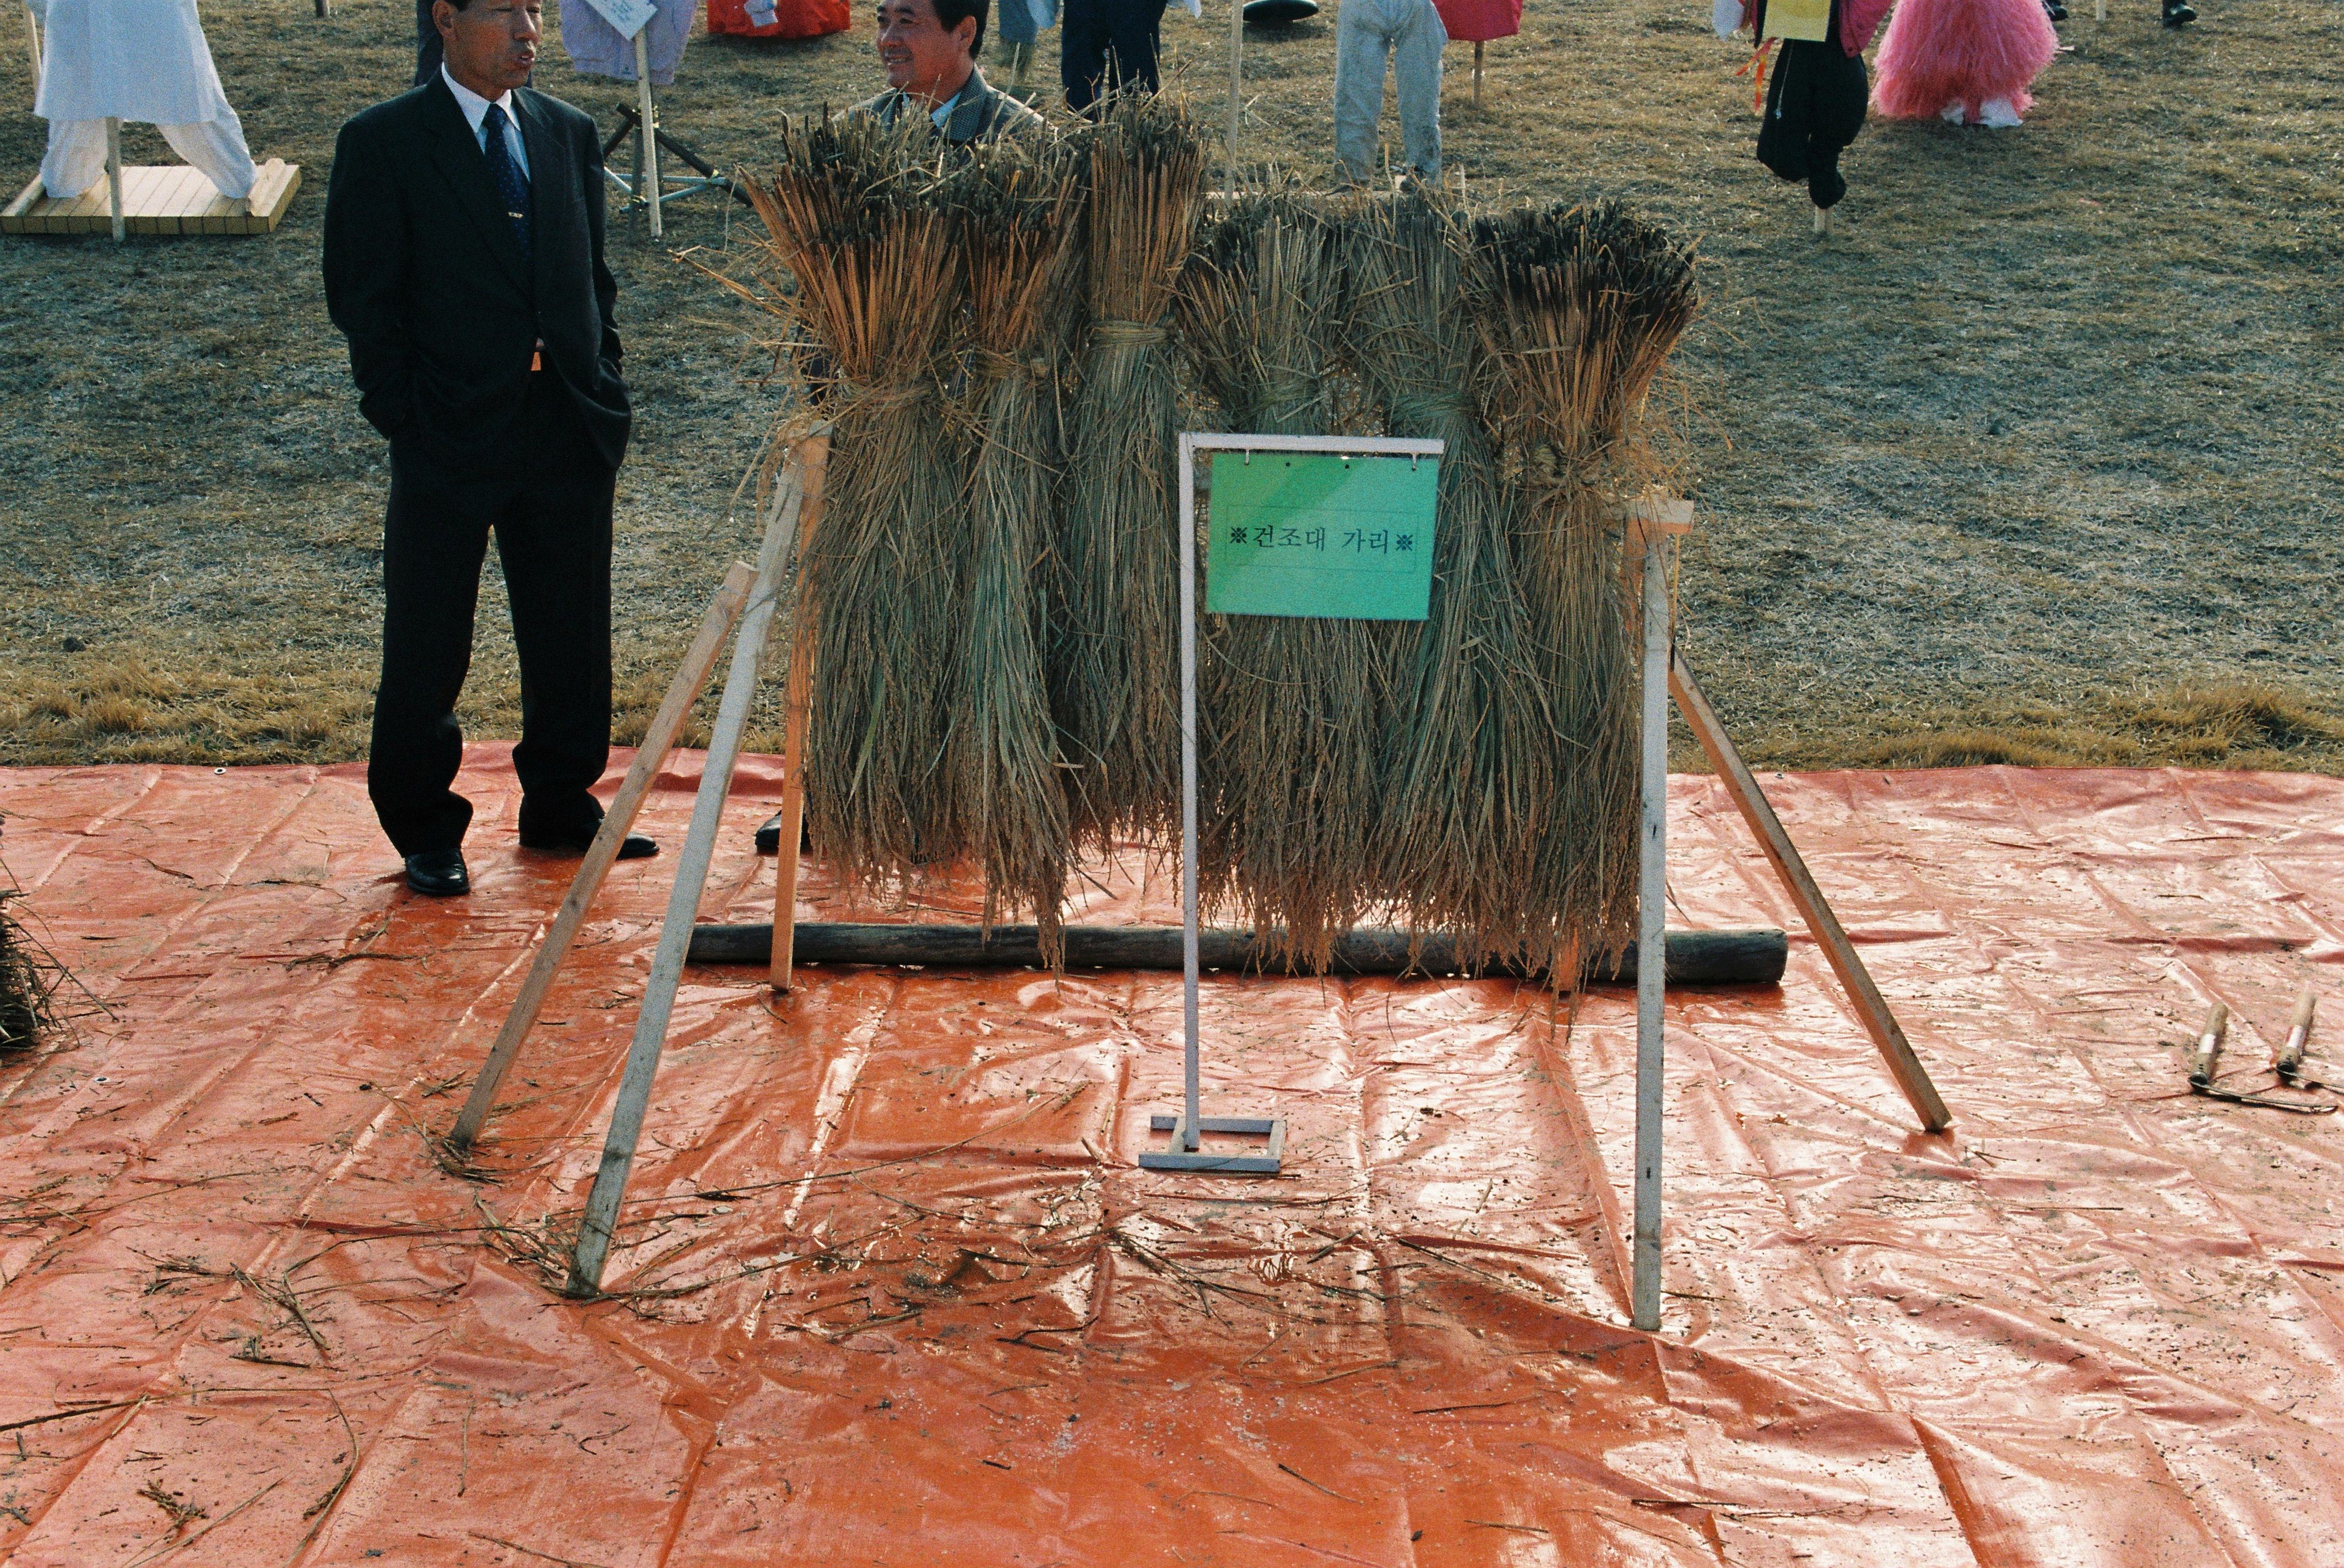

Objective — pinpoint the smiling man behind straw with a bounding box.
[853,0,1045,142]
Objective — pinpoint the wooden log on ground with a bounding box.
[686,922,1786,985]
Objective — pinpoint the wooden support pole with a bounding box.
[1669,650,1954,1133]
[445,561,758,1155]
[1631,529,1670,1334]
[1814,205,1830,237]
[634,30,661,239]
[566,452,810,1296]
[23,1,41,96]
[770,433,830,991]
[1473,40,1484,105]
[104,117,122,243]
[1227,0,1244,189]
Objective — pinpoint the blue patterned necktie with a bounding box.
[480,102,531,259]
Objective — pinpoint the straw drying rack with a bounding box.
[438,427,1950,1332]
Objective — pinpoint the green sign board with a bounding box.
[1206,451,1440,621]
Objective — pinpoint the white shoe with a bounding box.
[1979,97,2023,127]
[1940,99,1968,124]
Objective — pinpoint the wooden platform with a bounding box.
[0,159,301,237]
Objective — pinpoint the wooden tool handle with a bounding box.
[2278,987,2316,1077]
[2190,1001,2229,1087]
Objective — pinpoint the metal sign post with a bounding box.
[579,0,734,238]
[1141,432,1444,1175]
[1631,520,1671,1332]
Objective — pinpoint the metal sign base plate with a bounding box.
[1138,1115,1286,1174]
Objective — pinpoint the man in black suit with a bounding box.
[324,0,651,898]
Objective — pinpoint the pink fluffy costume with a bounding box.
[1873,0,2059,127]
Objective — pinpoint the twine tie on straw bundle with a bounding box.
[1090,319,1170,346]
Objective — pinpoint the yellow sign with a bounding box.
[1762,0,1829,42]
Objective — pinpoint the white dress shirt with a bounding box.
[441,63,529,179]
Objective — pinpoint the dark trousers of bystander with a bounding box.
[414,0,444,86]
[368,372,617,858]
[1756,38,1868,208]
[1061,0,1168,112]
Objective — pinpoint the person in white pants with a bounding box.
[1333,0,1445,187]
[32,0,258,201]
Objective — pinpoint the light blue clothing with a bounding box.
[558,0,696,85]
[1333,0,1445,182]
[997,0,1059,48]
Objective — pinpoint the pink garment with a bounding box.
[1840,0,1893,52]
[1873,0,2058,118]
[1433,0,1520,42]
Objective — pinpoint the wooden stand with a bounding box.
[1473,41,1485,105]
[433,435,826,1282]
[444,453,1949,1304]
[1669,652,1952,1131]
[1814,205,1831,237]
[1626,498,1689,1331]
[446,561,759,1155]
[1226,0,1245,188]
[764,435,830,990]
[103,118,122,243]
[2,159,302,237]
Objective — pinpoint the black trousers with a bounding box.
[414,0,443,86]
[1757,39,1868,209]
[369,373,617,856]
[1061,0,1168,112]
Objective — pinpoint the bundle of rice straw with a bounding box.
[1178,190,1398,970]
[945,141,1087,947]
[1050,91,1208,850]
[0,883,74,1054]
[1338,193,1558,972]
[1467,200,1701,970]
[744,115,968,891]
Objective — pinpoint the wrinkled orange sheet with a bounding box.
[2,750,2341,1567]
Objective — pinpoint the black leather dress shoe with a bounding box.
[519,827,659,860]
[404,847,471,897]
[753,811,811,855]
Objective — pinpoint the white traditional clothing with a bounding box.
[34,0,257,199]
[1333,0,1445,185]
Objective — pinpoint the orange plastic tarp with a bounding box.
[2,750,2341,1566]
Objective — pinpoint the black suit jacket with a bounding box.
[322,78,631,475]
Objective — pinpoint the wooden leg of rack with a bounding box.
[1669,650,1954,1133]
[771,432,829,992]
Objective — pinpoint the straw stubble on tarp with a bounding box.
[1050,92,1208,851]
[1179,190,1404,970]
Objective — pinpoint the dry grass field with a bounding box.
[1,0,2338,772]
